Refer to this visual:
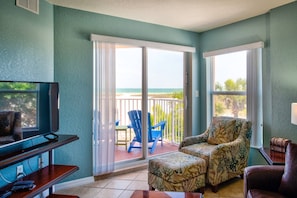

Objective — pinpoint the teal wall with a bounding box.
[200,2,297,150]
[269,3,297,146]
[0,0,54,188]
[0,0,54,81]
[53,6,199,181]
[2,0,297,185]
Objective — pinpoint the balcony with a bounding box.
[115,96,183,162]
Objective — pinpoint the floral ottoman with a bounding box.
[148,151,206,193]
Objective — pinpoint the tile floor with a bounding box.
[54,169,244,198]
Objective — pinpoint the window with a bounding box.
[204,42,264,148]
[211,51,247,118]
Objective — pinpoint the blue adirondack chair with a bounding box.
[127,110,166,154]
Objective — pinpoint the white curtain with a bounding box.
[92,41,115,175]
[247,48,263,148]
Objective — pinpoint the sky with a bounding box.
[214,51,247,86]
[116,47,184,89]
[116,46,247,89]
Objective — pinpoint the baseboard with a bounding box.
[53,164,147,190]
[53,176,95,191]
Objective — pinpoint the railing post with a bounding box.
[116,97,183,145]
[171,101,175,144]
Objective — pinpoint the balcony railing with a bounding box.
[116,97,184,145]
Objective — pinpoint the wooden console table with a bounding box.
[0,134,79,198]
[259,147,285,165]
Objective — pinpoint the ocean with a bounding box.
[116,88,183,94]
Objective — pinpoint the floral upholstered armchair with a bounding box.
[179,117,252,192]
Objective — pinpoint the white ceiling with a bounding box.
[48,0,295,32]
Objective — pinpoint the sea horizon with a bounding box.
[116,88,183,94]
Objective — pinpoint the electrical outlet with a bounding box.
[16,165,23,177]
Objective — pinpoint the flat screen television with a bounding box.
[0,81,59,148]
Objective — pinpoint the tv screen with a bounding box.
[0,81,59,147]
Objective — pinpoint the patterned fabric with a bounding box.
[207,118,236,145]
[148,152,206,192]
[179,117,252,187]
[148,172,205,192]
[179,143,216,166]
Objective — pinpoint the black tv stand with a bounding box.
[44,132,59,141]
[0,134,79,198]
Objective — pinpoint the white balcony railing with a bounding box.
[116,97,184,145]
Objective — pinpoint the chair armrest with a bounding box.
[206,136,250,186]
[152,121,166,130]
[178,130,209,150]
[244,165,284,198]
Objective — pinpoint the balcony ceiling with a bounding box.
[48,0,295,32]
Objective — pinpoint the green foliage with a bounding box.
[0,82,36,90]
[214,78,246,118]
[0,82,37,127]
[151,101,184,143]
[171,91,183,99]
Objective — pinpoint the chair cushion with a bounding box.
[0,111,14,136]
[278,142,297,197]
[207,117,236,145]
[148,152,206,183]
[179,142,217,166]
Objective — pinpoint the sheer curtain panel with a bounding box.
[92,41,116,175]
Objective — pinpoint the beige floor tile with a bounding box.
[55,169,244,198]
[118,190,135,198]
[105,179,132,189]
[94,188,123,198]
[134,171,148,181]
[126,180,149,191]
[56,186,102,198]
[112,171,140,180]
[85,178,111,188]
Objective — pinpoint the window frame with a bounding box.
[204,42,264,148]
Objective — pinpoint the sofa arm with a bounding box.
[178,129,209,150]
[244,165,284,198]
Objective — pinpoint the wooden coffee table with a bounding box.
[130,190,202,198]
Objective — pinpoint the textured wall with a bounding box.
[200,1,297,149]
[270,3,297,144]
[53,6,199,181]
[0,0,54,188]
[0,0,54,82]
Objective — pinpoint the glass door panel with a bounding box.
[115,46,186,163]
[147,48,184,156]
[115,45,143,162]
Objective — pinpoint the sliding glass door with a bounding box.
[115,45,144,162]
[115,46,184,164]
[91,33,194,173]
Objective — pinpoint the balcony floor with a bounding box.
[115,141,179,162]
